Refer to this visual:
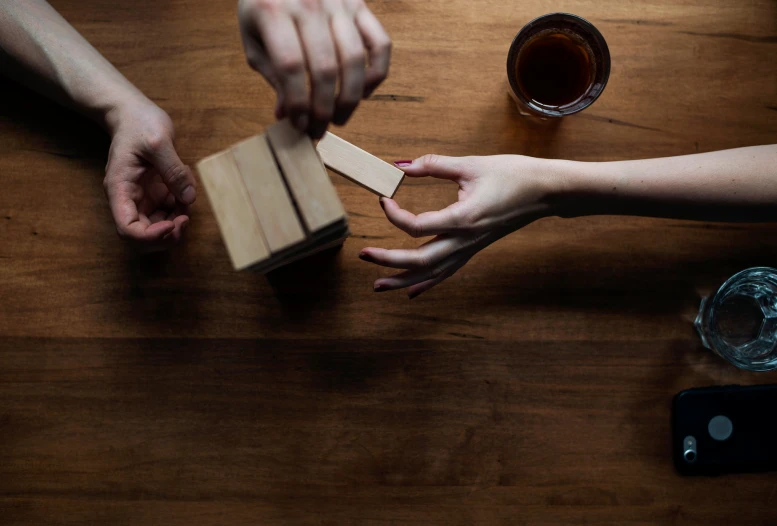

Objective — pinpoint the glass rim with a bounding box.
[507,12,611,117]
[712,266,777,304]
[703,266,777,372]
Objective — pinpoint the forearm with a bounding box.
[0,0,148,133]
[555,145,777,222]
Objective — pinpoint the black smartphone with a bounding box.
[673,384,777,475]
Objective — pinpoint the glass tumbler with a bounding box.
[507,13,611,118]
[695,267,777,372]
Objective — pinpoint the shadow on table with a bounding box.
[265,243,346,321]
[0,79,108,168]
[470,91,565,158]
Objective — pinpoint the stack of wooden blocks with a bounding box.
[197,119,404,273]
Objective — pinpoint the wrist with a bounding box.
[102,91,155,137]
[535,158,592,218]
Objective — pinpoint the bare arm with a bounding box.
[361,145,777,297]
[0,1,196,250]
[0,0,145,131]
[560,145,777,222]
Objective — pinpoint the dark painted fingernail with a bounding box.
[379,198,386,210]
[359,252,374,263]
[394,160,413,167]
[181,220,190,232]
[374,284,388,292]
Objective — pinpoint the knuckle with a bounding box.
[421,154,440,170]
[345,0,365,10]
[342,50,366,69]
[336,95,358,109]
[450,206,469,228]
[375,38,392,56]
[413,253,432,269]
[251,0,283,13]
[429,265,445,279]
[313,107,334,122]
[311,63,338,83]
[299,0,323,11]
[408,219,425,239]
[144,132,167,153]
[285,97,309,114]
[276,56,305,77]
[453,207,479,232]
[163,164,189,188]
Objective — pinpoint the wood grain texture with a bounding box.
[2,0,777,525]
[195,151,269,270]
[266,119,347,232]
[231,134,306,253]
[317,131,405,198]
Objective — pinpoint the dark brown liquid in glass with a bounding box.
[516,32,593,108]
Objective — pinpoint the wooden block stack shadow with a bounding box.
[197,119,349,273]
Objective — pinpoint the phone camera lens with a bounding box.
[682,435,697,463]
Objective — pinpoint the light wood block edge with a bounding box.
[316,132,405,198]
[196,151,271,271]
[231,134,306,254]
[266,119,346,232]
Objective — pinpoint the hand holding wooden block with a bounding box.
[316,132,405,198]
[197,121,404,272]
[266,120,346,231]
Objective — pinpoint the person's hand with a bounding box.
[359,155,565,298]
[238,0,392,139]
[103,101,196,252]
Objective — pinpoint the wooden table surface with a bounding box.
[2,0,777,524]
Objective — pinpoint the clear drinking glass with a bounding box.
[695,267,777,372]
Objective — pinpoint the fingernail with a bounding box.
[181,185,196,204]
[374,283,388,292]
[379,198,386,210]
[394,160,413,167]
[359,252,374,263]
[181,220,190,232]
[293,114,309,131]
[408,292,418,300]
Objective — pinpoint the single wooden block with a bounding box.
[316,132,405,198]
[231,134,306,254]
[266,119,346,232]
[196,151,270,270]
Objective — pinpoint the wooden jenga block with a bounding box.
[231,134,306,253]
[266,119,346,232]
[196,151,270,271]
[316,132,405,198]
[196,119,350,274]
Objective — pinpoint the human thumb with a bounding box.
[150,139,197,205]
